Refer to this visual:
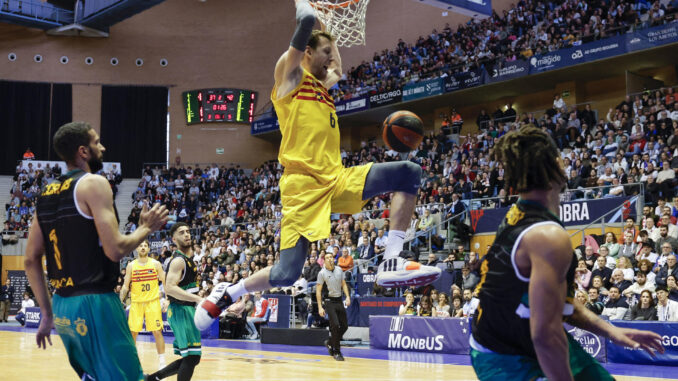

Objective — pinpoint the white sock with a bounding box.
[384,230,406,260]
[226,281,248,301]
[158,353,166,366]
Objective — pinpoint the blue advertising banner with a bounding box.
[403,78,444,101]
[370,316,471,354]
[471,196,638,234]
[627,23,678,52]
[564,323,607,363]
[487,60,529,83]
[369,89,402,107]
[251,116,279,135]
[25,307,42,328]
[263,294,291,328]
[529,46,579,73]
[576,35,627,63]
[335,95,369,115]
[356,273,377,296]
[428,0,492,17]
[347,297,403,327]
[606,321,678,366]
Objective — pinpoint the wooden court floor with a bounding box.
[0,330,675,380]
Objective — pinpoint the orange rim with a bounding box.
[310,0,360,10]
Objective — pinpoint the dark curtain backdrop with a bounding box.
[100,86,168,177]
[0,81,72,175]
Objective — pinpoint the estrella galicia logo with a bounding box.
[390,317,405,332]
[568,327,601,358]
[571,50,584,59]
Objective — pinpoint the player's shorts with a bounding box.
[470,332,613,381]
[280,163,373,250]
[52,292,144,381]
[128,299,163,332]
[168,303,201,357]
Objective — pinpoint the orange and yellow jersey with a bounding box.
[130,258,160,303]
[272,69,342,182]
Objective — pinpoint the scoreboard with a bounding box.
[182,88,257,125]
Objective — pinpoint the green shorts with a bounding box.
[168,303,201,357]
[470,332,613,381]
[52,292,143,381]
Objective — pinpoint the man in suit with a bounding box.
[0,279,15,322]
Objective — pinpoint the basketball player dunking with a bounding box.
[469,126,663,380]
[194,0,441,330]
[120,240,167,370]
[24,122,168,380]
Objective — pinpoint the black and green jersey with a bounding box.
[471,199,577,358]
[168,250,198,306]
[36,170,120,296]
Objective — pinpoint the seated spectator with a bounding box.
[220,294,252,339]
[591,257,613,288]
[667,275,678,302]
[582,245,598,270]
[601,232,620,258]
[434,292,450,317]
[14,292,34,326]
[426,253,439,266]
[610,269,632,294]
[602,286,629,320]
[656,285,678,322]
[637,259,658,285]
[245,291,269,340]
[656,254,678,287]
[417,295,434,317]
[462,289,479,318]
[337,248,354,272]
[450,296,463,317]
[617,257,636,281]
[575,259,592,291]
[466,251,481,274]
[654,224,678,256]
[622,272,656,300]
[399,292,417,316]
[595,246,617,270]
[373,229,387,257]
[590,276,609,298]
[627,290,658,321]
[460,265,479,291]
[584,289,604,315]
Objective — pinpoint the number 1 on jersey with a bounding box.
[49,228,63,270]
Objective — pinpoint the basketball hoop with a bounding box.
[309,0,369,47]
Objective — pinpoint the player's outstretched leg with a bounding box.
[194,237,308,330]
[361,161,441,287]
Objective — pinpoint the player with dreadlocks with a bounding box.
[469,126,663,381]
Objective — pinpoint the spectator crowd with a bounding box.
[330,0,678,102]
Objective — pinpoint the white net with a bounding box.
[310,0,369,47]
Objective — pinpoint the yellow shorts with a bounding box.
[128,300,163,332]
[280,163,373,250]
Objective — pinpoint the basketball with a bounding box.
[382,110,424,152]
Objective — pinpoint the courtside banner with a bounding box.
[487,60,529,83]
[606,321,678,366]
[25,307,42,328]
[251,116,279,135]
[564,323,607,363]
[626,23,678,52]
[576,35,626,63]
[370,316,471,354]
[471,196,637,233]
[369,89,402,107]
[335,95,369,115]
[403,78,444,101]
[262,294,290,328]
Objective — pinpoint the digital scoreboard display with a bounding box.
[182,88,257,125]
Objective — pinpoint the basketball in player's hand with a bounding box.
[382,110,424,152]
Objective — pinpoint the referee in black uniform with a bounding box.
[316,251,351,361]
